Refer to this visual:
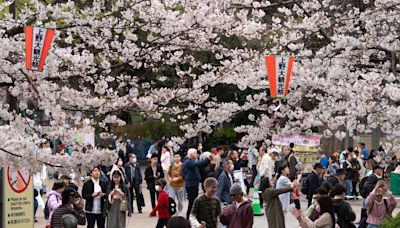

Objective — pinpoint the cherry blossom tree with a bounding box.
[0,0,399,171]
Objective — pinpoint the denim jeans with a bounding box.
[367,224,380,228]
[168,187,184,214]
[345,179,353,197]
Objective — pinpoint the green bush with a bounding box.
[212,128,237,145]
[382,213,400,228]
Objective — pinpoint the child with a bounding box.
[190,177,221,228]
[150,179,171,228]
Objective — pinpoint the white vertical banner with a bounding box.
[275,56,289,97]
[30,27,48,71]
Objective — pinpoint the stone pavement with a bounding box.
[34,183,400,228]
[34,169,400,228]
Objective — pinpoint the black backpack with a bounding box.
[167,197,177,216]
[301,175,310,195]
[43,199,50,220]
[359,176,370,198]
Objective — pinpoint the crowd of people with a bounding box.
[34,138,400,228]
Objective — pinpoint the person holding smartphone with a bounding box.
[82,166,108,228]
[51,188,86,228]
[365,180,397,227]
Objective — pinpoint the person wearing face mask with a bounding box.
[215,158,235,204]
[150,179,171,228]
[365,180,397,227]
[124,153,144,213]
[331,184,356,228]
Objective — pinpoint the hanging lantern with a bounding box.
[25,26,55,72]
[265,55,295,98]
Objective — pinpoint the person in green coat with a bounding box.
[260,176,297,228]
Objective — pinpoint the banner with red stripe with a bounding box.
[265,55,295,98]
[25,26,55,72]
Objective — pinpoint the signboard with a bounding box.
[233,169,246,194]
[2,166,34,228]
[71,131,95,147]
[25,26,55,71]
[265,55,295,98]
[272,134,321,151]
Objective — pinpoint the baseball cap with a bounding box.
[63,187,80,198]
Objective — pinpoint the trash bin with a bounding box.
[390,172,400,195]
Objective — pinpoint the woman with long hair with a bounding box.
[106,168,132,228]
[261,176,297,228]
[292,195,336,228]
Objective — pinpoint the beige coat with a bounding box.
[299,212,333,228]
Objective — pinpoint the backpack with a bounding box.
[290,154,304,171]
[301,175,310,194]
[167,197,177,216]
[43,199,50,220]
[359,176,369,198]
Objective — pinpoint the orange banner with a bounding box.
[25,26,55,72]
[265,55,294,98]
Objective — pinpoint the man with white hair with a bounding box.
[183,148,211,219]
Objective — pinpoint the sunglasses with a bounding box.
[230,194,237,197]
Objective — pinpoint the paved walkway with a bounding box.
[34,184,400,228]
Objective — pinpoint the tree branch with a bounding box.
[0,147,62,168]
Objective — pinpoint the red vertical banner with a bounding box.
[25,26,55,72]
[265,55,295,98]
[265,56,277,97]
[284,56,295,96]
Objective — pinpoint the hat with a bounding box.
[230,183,243,196]
[60,175,72,180]
[313,163,323,169]
[335,169,345,175]
[373,164,384,171]
[52,182,65,190]
[151,153,158,159]
[62,187,79,198]
[156,178,167,187]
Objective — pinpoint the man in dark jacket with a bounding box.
[327,168,346,187]
[332,184,356,228]
[306,163,324,207]
[144,154,164,209]
[283,145,298,181]
[361,164,384,198]
[61,175,79,192]
[183,148,211,219]
[216,158,234,204]
[82,166,108,228]
[125,153,143,213]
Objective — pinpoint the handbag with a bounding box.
[119,197,128,212]
[138,192,146,207]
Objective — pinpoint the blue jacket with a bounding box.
[124,163,143,185]
[215,170,233,204]
[183,158,210,188]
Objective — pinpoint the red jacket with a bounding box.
[150,190,170,219]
